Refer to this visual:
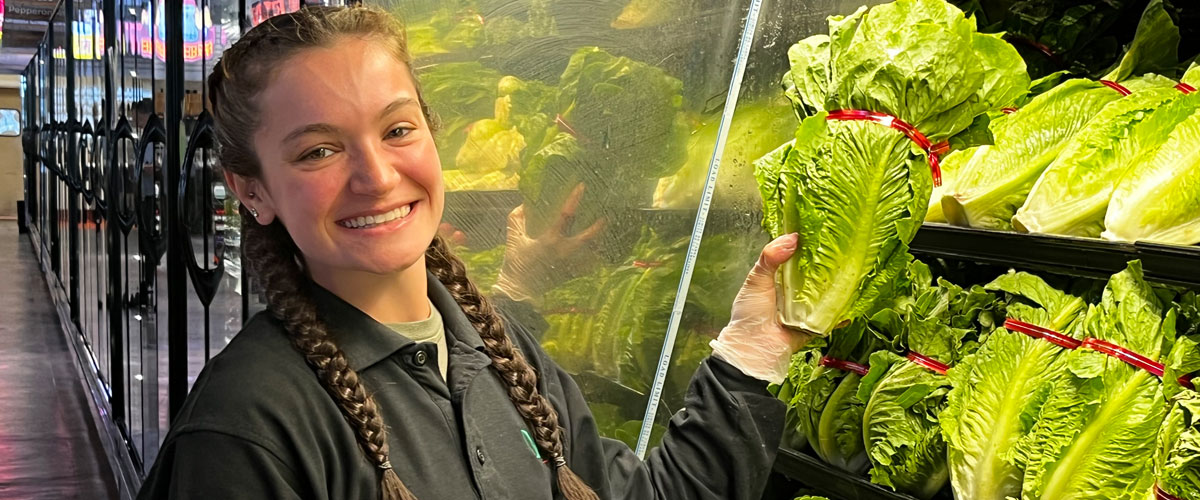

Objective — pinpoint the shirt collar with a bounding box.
[310,271,486,371]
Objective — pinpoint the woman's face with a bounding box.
[247,37,443,279]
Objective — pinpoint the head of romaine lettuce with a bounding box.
[756,0,1028,336]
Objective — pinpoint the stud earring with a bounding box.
[247,206,259,218]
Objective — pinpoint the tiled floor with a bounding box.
[0,221,118,500]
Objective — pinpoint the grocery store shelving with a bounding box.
[773,448,945,500]
[911,223,1200,289]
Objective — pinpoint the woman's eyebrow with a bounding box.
[282,123,340,146]
[378,97,418,121]
[281,98,417,146]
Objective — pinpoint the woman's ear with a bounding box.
[223,170,278,225]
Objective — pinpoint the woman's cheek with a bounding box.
[283,174,341,228]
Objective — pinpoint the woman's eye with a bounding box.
[301,147,333,161]
[387,126,414,139]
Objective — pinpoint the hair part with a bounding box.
[210,6,596,500]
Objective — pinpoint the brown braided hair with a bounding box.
[209,6,598,500]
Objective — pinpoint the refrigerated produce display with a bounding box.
[367,0,1200,498]
[750,0,1200,499]
[19,0,1200,497]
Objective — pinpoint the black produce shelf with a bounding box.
[773,447,945,500]
[911,223,1200,289]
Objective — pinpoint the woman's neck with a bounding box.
[308,255,431,324]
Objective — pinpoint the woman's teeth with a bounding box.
[339,204,412,229]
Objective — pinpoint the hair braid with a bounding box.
[425,236,600,500]
[241,210,416,500]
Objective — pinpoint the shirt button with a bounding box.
[476,446,486,464]
[413,350,428,366]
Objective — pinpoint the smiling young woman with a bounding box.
[136,6,809,500]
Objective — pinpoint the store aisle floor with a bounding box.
[0,221,118,500]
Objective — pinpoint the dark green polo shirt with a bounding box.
[137,271,785,499]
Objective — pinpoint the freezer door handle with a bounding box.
[177,111,224,306]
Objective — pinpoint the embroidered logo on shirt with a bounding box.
[521,429,542,460]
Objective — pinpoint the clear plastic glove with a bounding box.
[710,233,813,384]
[493,184,606,304]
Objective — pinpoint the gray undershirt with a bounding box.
[385,299,448,381]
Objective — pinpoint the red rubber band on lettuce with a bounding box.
[1099,80,1133,96]
[1081,338,1165,377]
[1179,372,1197,391]
[930,141,951,158]
[905,351,950,375]
[826,109,943,187]
[1003,318,1083,350]
[1156,484,1185,500]
[1003,34,1063,66]
[819,356,871,376]
[1001,107,1019,114]
[555,113,580,138]
[1176,82,1197,94]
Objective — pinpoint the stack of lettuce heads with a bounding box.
[942,270,1088,500]
[1102,68,1200,245]
[754,0,1029,337]
[938,0,1200,244]
[1013,262,1177,499]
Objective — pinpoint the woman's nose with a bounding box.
[348,143,401,197]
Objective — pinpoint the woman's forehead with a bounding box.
[259,39,418,125]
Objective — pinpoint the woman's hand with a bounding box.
[493,184,606,303]
[709,233,813,384]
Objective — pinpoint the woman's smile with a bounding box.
[336,200,419,232]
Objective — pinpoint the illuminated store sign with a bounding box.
[73,9,104,60]
[120,0,223,62]
[250,0,301,27]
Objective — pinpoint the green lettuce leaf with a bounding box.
[1153,390,1200,500]
[858,260,1001,499]
[522,47,689,236]
[1014,90,1200,236]
[782,34,831,118]
[454,118,526,174]
[943,271,1087,500]
[816,372,872,472]
[653,100,796,209]
[804,319,878,472]
[927,144,987,223]
[780,349,819,450]
[610,0,687,29]
[860,352,952,500]
[756,0,1028,335]
[419,62,503,169]
[1103,106,1200,245]
[1100,0,1181,82]
[1017,261,1172,500]
[1163,333,1200,403]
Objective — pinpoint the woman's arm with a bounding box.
[556,354,786,500]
